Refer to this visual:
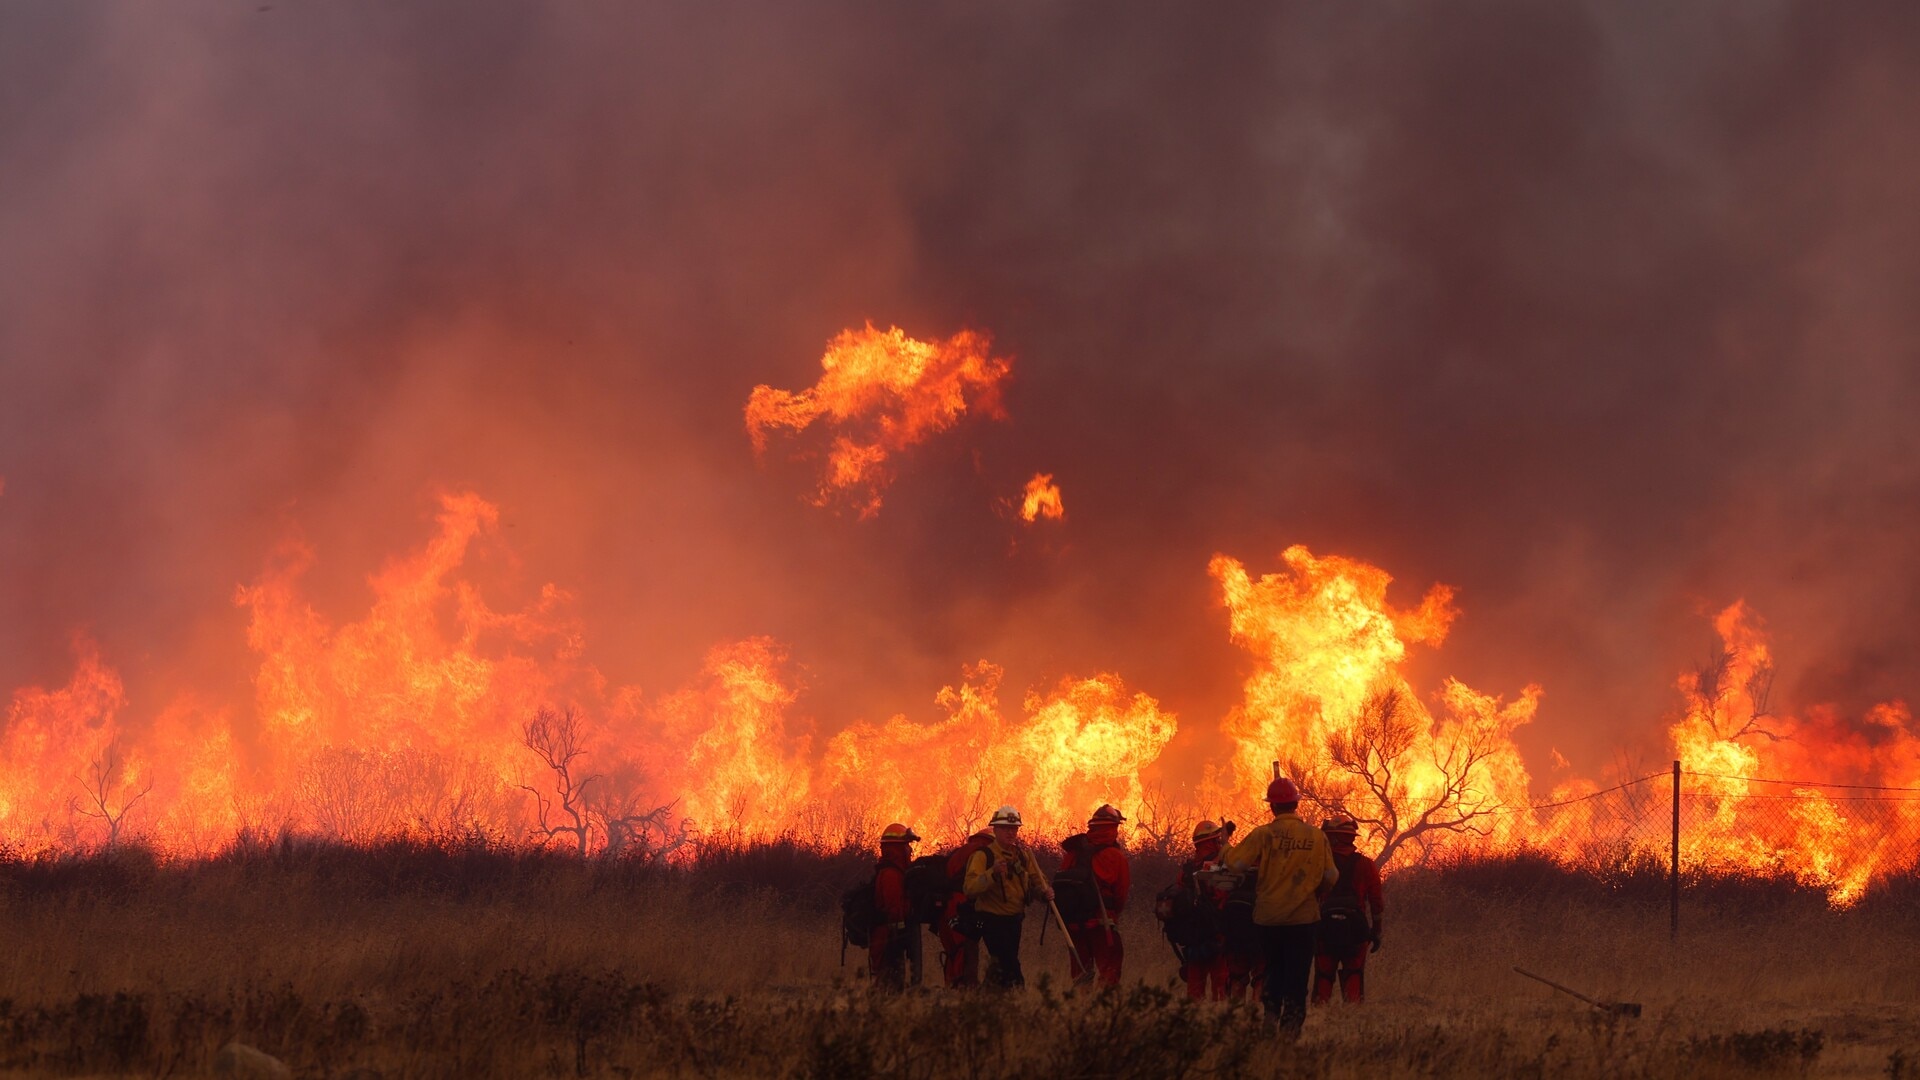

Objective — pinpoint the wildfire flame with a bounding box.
[820,663,1175,843]
[2,487,1915,903]
[1,636,131,847]
[1018,473,1065,522]
[648,638,813,841]
[1205,546,1539,865]
[745,323,1012,517]
[1668,603,1920,904]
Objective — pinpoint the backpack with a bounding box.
[1052,832,1113,924]
[944,833,996,891]
[1153,880,1199,947]
[903,854,951,924]
[1317,850,1371,954]
[840,879,879,952]
[1218,875,1259,954]
[935,834,996,941]
[1154,867,1222,950]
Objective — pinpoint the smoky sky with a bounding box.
[2,1,1916,783]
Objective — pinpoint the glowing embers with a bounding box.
[746,323,1012,517]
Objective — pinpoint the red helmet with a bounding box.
[1266,776,1299,805]
[1088,804,1126,827]
[1322,816,1358,839]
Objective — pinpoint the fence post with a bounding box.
[1670,759,1681,943]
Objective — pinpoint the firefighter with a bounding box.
[1223,776,1337,1036]
[1313,816,1383,1004]
[937,827,995,987]
[1176,819,1233,1001]
[869,822,921,991]
[1061,804,1131,988]
[963,804,1054,989]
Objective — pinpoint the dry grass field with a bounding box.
[2,839,1915,1078]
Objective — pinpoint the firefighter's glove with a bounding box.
[1370,929,1383,954]
[1222,820,1236,837]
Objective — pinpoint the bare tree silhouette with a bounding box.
[933,770,990,842]
[71,740,152,850]
[595,791,693,863]
[1290,690,1509,868]
[521,706,600,855]
[1132,781,1196,857]
[299,746,400,842]
[1692,647,1781,744]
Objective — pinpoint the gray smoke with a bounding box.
[2,1,1915,784]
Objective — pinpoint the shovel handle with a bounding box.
[1513,965,1614,1009]
[1048,898,1086,978]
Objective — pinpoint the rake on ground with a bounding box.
[1512,966,1643,1018]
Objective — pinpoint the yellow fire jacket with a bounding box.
[963,840,1047,916]
[1223,812,1338,926]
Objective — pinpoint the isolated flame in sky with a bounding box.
[745,323,1012,517]
[1019,473,1065,522]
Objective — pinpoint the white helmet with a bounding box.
[989,805,1023,827]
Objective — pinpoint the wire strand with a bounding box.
[1489,770,1670,815]
[1680,791,1920,803]
[1683,770,1920,793]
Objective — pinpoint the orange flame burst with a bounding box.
[647,638,813,841]
[1205,546,1539,866]
[1018,473,1065,522]
[819,663,1176,843]
[4,488,1917,905]
[1669,603,1920,904]
[233,492,594,845]
[745,324,1012,517]
[0,491,1176,855]
[1,636,132,848]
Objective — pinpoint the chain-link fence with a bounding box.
[1484,764,1920,921]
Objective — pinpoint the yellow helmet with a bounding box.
[1192,819,1226,843]
[881,822,921,844]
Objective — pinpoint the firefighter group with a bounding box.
[851,775,1384,1035]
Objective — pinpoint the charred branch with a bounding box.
[1694,648,1783,744]
[1293,688,1512,869]
[595,790,694,863]
[1133,781,1196,857]
[521,706,601,856]
[70,741,153,850]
